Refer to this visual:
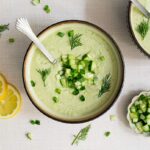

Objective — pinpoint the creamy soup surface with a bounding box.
[25,23,122,121]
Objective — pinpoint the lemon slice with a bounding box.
[0,84,22,119]
[0,73,7,100]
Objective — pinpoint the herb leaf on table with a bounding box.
[71,124,91,145]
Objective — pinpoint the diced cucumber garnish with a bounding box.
[143,125,149,132]
[136,122,144,133]
[60,78,67,87]
[58,54,97,98]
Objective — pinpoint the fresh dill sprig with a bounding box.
[0,24,9,33]
[71,124,91,145]
[98,73,111,97]
[68,30,82,50]
[37,68,50,87]
[136,19,149,39]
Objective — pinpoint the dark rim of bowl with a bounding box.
[22,20,125,124]
[128,2,150,58]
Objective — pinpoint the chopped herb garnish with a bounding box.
[31,80,36,87]
[55,88,61,94]
[136,19,149,39]
[52,96,59,103]
[71,124,91,145]
[68,30,74,37]
[32,0,41,5]
[43,5,51,13]
[104,131,111,137]
[37,68,50,87]
[110,115,116,121]
[8,38,15,43]
[79,95,85,101]
[99,56,105,61]
[68,30,82,50]
[0,24,9,33]
[72,89,79,95]
[98,73,111,97]
[26,132,32,140]
[57,32,65,37]
[30,120,40,125]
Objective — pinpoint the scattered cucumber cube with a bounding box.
[55,88,61,94]
[58,54,97,98]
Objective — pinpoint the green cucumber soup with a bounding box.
[130,0,150,54]
[24,21,124,122]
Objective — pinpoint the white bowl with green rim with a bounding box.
[23,20,124,123]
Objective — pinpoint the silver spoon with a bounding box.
[16,18,57,64]
[130,0,150,18]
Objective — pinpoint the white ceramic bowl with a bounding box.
[127,91,150,136]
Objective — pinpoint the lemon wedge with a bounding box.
[0,84,22,119]
[0,73,7,100]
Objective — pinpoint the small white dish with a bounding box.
[127,91,150,136]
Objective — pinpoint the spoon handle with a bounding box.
[16,18,57,64]
[130,0,150,18]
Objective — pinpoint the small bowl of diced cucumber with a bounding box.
[127,92,150,135]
